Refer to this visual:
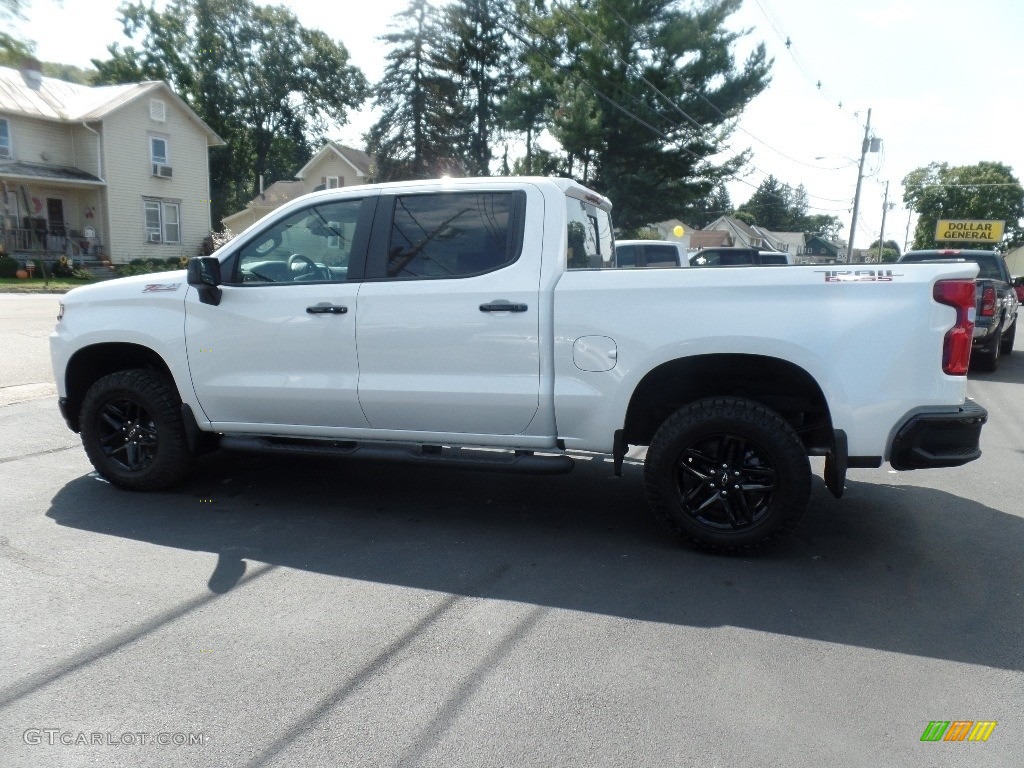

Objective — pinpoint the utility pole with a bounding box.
[903,210,913,252]
[847,108,875,264]
[877,180,894,262]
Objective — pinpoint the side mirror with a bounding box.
[187,256,223,306]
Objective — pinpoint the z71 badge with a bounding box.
[815,270,901,283]
[142,283,182,292]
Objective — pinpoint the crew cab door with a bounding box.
[355,188,541,435]
[185,195,375,429]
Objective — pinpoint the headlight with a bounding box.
[57,302,64,321]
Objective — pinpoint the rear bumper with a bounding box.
[889,399,987,470]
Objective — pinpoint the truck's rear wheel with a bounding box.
[644,397,811,552]
[80,369,194,490]
[973,326,1001,372]
[999,318,1016,355]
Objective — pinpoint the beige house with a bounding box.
[0,63,224,263]
[221,141,376,233]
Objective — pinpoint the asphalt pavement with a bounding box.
[1,293,1021,767]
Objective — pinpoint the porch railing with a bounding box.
[1,228,103,257]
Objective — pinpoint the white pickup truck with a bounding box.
[50,176,988,551]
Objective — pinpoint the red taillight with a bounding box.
[1015,286,1024,303]
[933,280,976,376]
[980,285,996,317]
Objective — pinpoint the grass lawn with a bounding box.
[0,277,92,293]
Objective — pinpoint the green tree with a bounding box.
[537,0,770,231]
[681,181,732,229]
[867,239,901,263]
[805,214,843,241]
[902,161,1024,250]
[92,0,369,226]
[549,79,603,182]
[736,175,793,230]
[436,0,514,176]
[366,0,464,181]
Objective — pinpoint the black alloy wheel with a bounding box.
[644,397,812,552]
[95,396,159,472]
[675,432,778,531]
[79,368,195,490]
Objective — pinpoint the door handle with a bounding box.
[479,302,528,313]
[306,303,348,314]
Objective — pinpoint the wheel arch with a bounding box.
[63,343,178,433]
[622,353,834,452]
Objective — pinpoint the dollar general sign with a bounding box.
[935,219,1005,243]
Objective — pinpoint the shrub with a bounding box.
[0,256,19,278]
[52,256,93,280]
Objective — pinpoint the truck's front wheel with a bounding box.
[80,369,195,490]
[644,397,811,552]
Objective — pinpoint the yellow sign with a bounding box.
[935,219,1005,243]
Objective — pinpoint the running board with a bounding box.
[219,436,576,475]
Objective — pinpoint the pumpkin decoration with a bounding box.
[16,269,29,279]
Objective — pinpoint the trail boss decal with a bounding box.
[815,269,901,283]
[142,283,182,292]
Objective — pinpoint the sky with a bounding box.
[11,0,1024,249]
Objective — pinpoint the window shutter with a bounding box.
[321,176,326,186]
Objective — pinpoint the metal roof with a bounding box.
[0,66,224,146]
[0,160,104,184]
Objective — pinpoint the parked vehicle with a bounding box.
[51,177,987,552]
[613,240,686,268]
[898,249,1019,371]
[689,247,794,266]
[1012,275,1024,304]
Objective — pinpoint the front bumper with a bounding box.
[889,399,987,470]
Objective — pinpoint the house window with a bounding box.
[327,176,340,189]
[150,98,166,122]
[0,118,11,159]
[150,136,168,165]
[144,199,181,244]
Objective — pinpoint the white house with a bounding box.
[221,141,376,233]
[0,62,224,263]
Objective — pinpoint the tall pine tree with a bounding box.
[366,0,464,180]
[540,0,770,231]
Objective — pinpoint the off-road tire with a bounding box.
[80,368,194,490]
[644,397,811,553]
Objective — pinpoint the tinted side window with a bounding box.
[615,244,637,268]
[645,244,679,267]
[386,192,522,279]
[720,252,753,266]
[235,199,363,284]
[759,254,787,265]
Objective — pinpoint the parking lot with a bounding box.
[1,293,1022,767]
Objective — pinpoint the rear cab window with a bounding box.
[566,196,613,269]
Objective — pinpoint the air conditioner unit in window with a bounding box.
[148,233,162,243]
[152,164,173,178]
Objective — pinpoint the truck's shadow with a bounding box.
[47,451,1023,671]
